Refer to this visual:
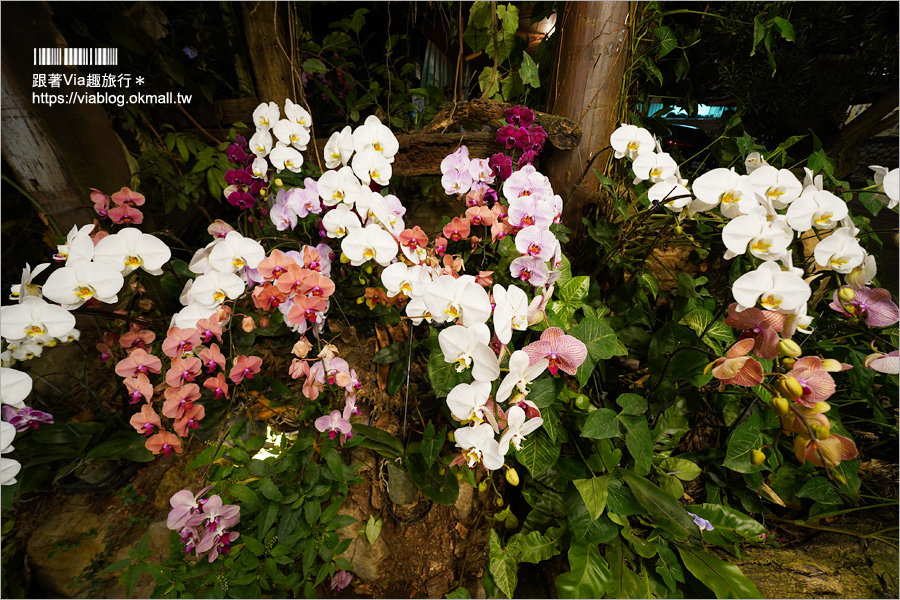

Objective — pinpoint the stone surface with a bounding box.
[453,482,475,521]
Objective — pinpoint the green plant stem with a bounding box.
[766,515,899,549]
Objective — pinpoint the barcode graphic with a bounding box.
[33,48,118,66]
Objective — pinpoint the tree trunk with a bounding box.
[543,2,630,240]
[241,1,295,104]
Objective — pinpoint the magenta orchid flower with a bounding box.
[1,405,54,432]
[331,570,353,593]
[829,286,899,327]
[315,410,352,440]
[523,327,588,376]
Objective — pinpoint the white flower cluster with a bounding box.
[611,123,900,337]
[0,368,32,485]
[249,99,313,174]
[174,222,265,329]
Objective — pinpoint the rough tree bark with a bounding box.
[241,1,295,104]
[543,2,630,240]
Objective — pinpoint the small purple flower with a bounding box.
[331,570,353,593]
[504,105,535,128]
[227,189,256,209]
[496,124,517,149]
[829,286,900,327]
[688,512,714,531]
[224,169,252,187]
[183,46,198,59]
[512,127,533,152]
[528,125,547,152]
[2,405,53,432]
[518,150,539,168]
[226,142,248,166]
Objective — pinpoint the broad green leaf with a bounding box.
[405,453,460,505]
[302,58,327,74]
[445,587,472,599]
[228,484,259,505]
[351,424,405,455]
[519,52,540,88]
[555,543,612,599]
[639,272,659,298]
[372,340,414,364]
[563,485,619,544]
[676,545,762,599]
[582,409,620,439]
[259,478,284,502]
[508,528,562,563]
[488,529,518,599]
[616,393,647,415]
[619,415,652,475]
[723,411,768,473]
[652,539,684,591]
[421,421,446,469]
[574,476,609,520]
[560,276,590,308]
[688,504,766,547]
[606,538,647,599]
[242,535,265,556]
[427,334,468,398]
[187,445,226,470]
[515,429,561,476]
[796,476,842,505]
[658,457,702,481]
[678,308,735,354]
[365,515,383,545]
[653,25,678,57]
[571,315,627,387]
[771,16,795,41]
[527,377,563,409]
[648,322,713,389]
[657,472,684,499]
[621,470,699,537]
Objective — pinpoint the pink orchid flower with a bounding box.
[523,327,588,376]
[174,404,206,437]
[146,431,182,457]
[108,205,144,225]
[166,356,203,388]
[199,344,226,373]
[129,404,162,437]
[161,327,202,358]
[111,187,146,207]
[829,286,900,327]
[166,485,214,530]
[203,373,230,399]
[162,384,202,419]
[710,338,764,387]
[115,348,162,378]
[723,302,785,360]
[123,373,153,404]
[315,409,352,440]
[865,350,899,375]
[229,355,263,384]
[786,356,836,407]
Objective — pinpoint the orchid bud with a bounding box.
[820,359,844,372]
[340,252,351,264]
[750,449,766,465]
[838,287,855,303]
[775,376,804,399]
[216,305,232,323]
[241,316,256,332]
[833,473,847,486]
[674,225,683,235]
[455,470,464,481]
[447,431,455,443]
[364,264,373,275]
[810,423,831,440]
[782,357,796,369]
[777,339,802,358]
[495,496,504,507]
[258,317,269,329]
[274,178,284,187]
[477,480,489,493]
[505,467,520,487]
[292,338,313,358]
[771,396,790,417]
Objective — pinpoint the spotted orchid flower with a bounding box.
[523,327,588,376]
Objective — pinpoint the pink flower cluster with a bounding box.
[249,246,334,337]
[495,105,548,167]
[289,344,361,446]
[269,180,324,230]
[91,187,145,225]
[167,487,240,562]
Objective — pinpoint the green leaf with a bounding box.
[421,421,446,469]
[621,470,699,537]
[508,529,562,563]
[351,424,404,456]
[676,545,762,599]
[606,538,647,599]
[619,415,652,475]
[555,543,612,599]
[770,16,795,41]
[489,529,518,599]
[574,476,609,520]
[678,308,735,355]
[259,477,284,502]
[570,315,627,387]
[564,485,619,544]
[259,503,278,538]
[582,409,620,439]
[653,25,678,58]
[515,429,561,476]
[372,340,414,364]
[349,7,368,33]
[365,515,383,545]
[304,499,321,526]
[528,377,563,409]
[243,535,265,556]
[445,587,472,599]
[228,484,260,505]
[689,504,766,546]
[723,411,768,474]
[616,393,647,416]
[519,52,540,88]
[658,458,702,481]
[796,476,842,505]
[648,322,713,388]
[405,453,460,505]
[652,539,684,591]
[639,272,659,298]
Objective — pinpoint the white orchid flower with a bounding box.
[439,324,500,382]
[353,115,399,162]
[424,275,492,327]
[0,296,76,343]
[493,284,529,345]
[499,405,544,455]
[324,126,354,168]
[10,263,50,302]
[496,351,548,404]
[648,177,692,212]
[690,168,758,218]
[189,270,246,307]
[10,341,44,362]
[610,124,655,160]
[252,101,279,130]
[171,302,220,330]
[802,167,824,191]
[786,187,848,232]
[251,157,268,179]
[845,252,877,289]
[446,381,493,423]
[382,263,429,298]
[404,295,433,325]
[340,224,398,266]
[1,421,15,453]
[351,147,392,186]
[748,165,802,209]
[269,145,304,173]
[722,205,793,261]
[208,231,265,273]
[813,227,866,274]
[322,204,362,238]
[93,228,172,276]
[870,165,899,209]
[55,224,95,264]
[248,129,273,158]
[732,261,811,313]
[318,166,362,207]
[632,151,679,184]
[744,152,768,174]
[273,119,310,151]
[41,259,123,309]
[283,98,312,129]
[0,368,32,408]
[455,423,504,470]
